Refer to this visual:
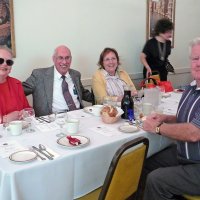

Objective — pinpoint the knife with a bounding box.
[32,146,53,160]
[31,148,46,160]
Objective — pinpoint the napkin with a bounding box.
[34,122,60,132]
[90,125,122,137]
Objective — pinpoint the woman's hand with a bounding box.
[146,68,152,78]
[3,110,23,123]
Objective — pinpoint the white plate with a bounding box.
[57,135,90,148]
[118,125,139,133]
[83,106,93,114]
[9,150,37,163]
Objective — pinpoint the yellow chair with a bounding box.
[184,195,200,200]
[76,137,149,200]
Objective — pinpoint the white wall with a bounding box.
[10,0,200,83]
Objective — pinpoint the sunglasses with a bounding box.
[0,58,14,66]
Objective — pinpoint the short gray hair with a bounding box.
[189,37,200,56]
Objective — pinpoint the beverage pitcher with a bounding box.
[143,87,161,108]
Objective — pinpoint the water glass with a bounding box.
[23,108,35,132]
[157,86,165,95]
[55,112,68,137]
[103,96,112,106]
[154,105,164,114]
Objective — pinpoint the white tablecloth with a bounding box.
[0,92,182,200]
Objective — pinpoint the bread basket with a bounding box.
[101,107,124,124]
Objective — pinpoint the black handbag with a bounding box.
[165,60,175,73]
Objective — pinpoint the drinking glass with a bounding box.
[23,108,35,132]
[103,96,112,106]
[158,86,165,96]
[133,97,143,120]
[55,112,68,137]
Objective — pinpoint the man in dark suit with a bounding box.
[23,45,93,117]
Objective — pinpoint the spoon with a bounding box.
[39,144,54,157]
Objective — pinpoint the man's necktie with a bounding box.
[61,75,77,111]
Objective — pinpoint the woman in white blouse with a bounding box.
[92,47,137,104]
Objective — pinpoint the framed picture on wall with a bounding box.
[0,0,16,56]
[147,0,175,47]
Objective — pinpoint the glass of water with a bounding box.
[55,112,68,137]
[23,108,35,132]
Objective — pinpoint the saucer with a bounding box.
[83,106,93,114]
[118,125,139,133]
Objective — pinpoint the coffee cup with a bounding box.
[65,119,79,135]
[6,120,23,136]
[142,103,153,116]
[91,105,103,116]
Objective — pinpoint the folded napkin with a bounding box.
[66,136,81,146]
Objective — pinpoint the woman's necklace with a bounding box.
[157,41,166,61]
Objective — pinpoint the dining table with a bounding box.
[0,92,182,200]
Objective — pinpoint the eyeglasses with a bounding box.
[57,56,72,61]
[191,56,200,62]
[103,57,117,62]
[0,58,14,66]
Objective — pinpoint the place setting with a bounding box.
[0,140,37,163]
[9,143,59,163]
[57,135,90,149]
[55,114,91,149]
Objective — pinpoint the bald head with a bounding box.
[53,45,71,57]
[52,45,72,75]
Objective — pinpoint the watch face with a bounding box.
[156,127,160,134]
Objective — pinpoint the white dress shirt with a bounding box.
[52,67,80,113]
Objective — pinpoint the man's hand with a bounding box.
[143,116,161,134]
[146,113,165,123]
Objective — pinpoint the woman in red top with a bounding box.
[0,46,30,123]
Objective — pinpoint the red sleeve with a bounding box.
[17,82,31,109]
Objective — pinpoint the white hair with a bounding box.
[189,37,200,56]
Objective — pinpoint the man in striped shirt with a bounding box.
[142,37,200,200]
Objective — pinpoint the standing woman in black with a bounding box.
[140,18,174,81]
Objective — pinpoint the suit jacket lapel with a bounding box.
[44,66,54,112]
[70,70,83,107]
